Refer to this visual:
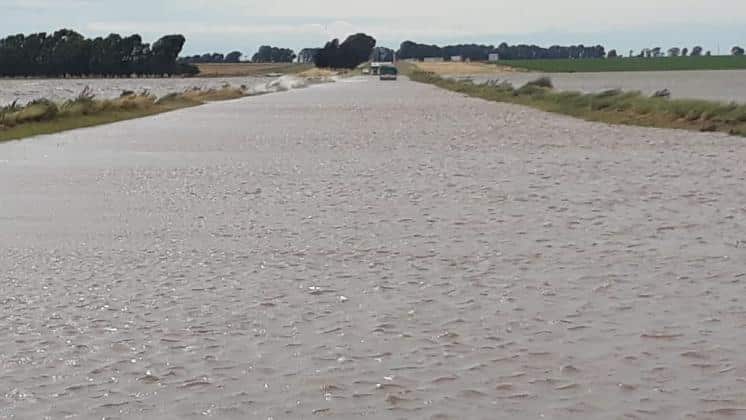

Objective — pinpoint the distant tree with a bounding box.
[706,50,712,56]
[251,45,295,63]
[732,46,745,56]
[297,48,320,63]
[691,46,703,56]
[651,47,663,57]
[607,49,618,58]
[315,33,376,69]
[442,44,495,60]
[667,47,680,57]
[225,51,242,62]
[398,40,605,61]
[198,53,224,62]
[252,45,295,63]
[340,33,377,66]
[0,29,192,77]
[681,47,688,56]
[398,40,443,60]
[370,46,395,62]
[252,46,272,62]
[629,49,634,58]
[148,34,186,75]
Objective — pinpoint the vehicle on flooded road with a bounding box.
[380,65,398,80]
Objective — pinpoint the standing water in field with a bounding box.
[0,75,323,106]
[457,69,746,103]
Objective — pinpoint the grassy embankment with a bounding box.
[498,56,746,73]
[0,67,343,142]
[0,86,247,142]
[403,64,746,136]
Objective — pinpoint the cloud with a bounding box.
[4,0,746,53]
[5,0,93,9]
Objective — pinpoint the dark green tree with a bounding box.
[225,51,242,62]
[252,45,295,63]
[0,29,193,77]
[315,34,376,69]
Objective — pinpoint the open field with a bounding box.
[2,77,746,419]
[500,55,746,72]
[414,56,746,76]
[194,62,312,77]
[414,61,518,75]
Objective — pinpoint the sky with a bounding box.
[3,0,746,57]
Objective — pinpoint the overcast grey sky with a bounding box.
[3,0,746,56]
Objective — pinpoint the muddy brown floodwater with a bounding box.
[1,77,746,419]
[0,76,272,106]
[456,69,746,103]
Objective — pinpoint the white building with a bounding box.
[423,57,444,62]
[488,53,500,62]
[450,56,463,62]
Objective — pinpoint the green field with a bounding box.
[499,56,746,73]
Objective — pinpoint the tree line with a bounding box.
[0,29,197,77]
[297,48,320,64]
[251,46,296,63]
[180,46,297,64]
[623,46,745,58]
[370,46,395,62]
[314,33,376,69]
[630,46,706,58]
[179,51,242,64]
[398,41,606,61]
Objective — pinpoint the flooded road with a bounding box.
[2,77,746,419]
[456,69,746,103]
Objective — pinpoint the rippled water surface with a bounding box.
[0,76,271,105]
[1,78,746,419]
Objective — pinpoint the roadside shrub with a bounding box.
[62,87,99,115]
[595,89,623,98]
[652,89,671,98]
[13,100,59,124]
[155,92,182,104]
[516,84,550,97]
[524,77,553,89]
[109,94,156,110]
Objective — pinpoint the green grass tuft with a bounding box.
[0,85,252,142]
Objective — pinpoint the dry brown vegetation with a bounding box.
[195,63,311,77]
[414,61,520,75]
[0,86,251,142]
